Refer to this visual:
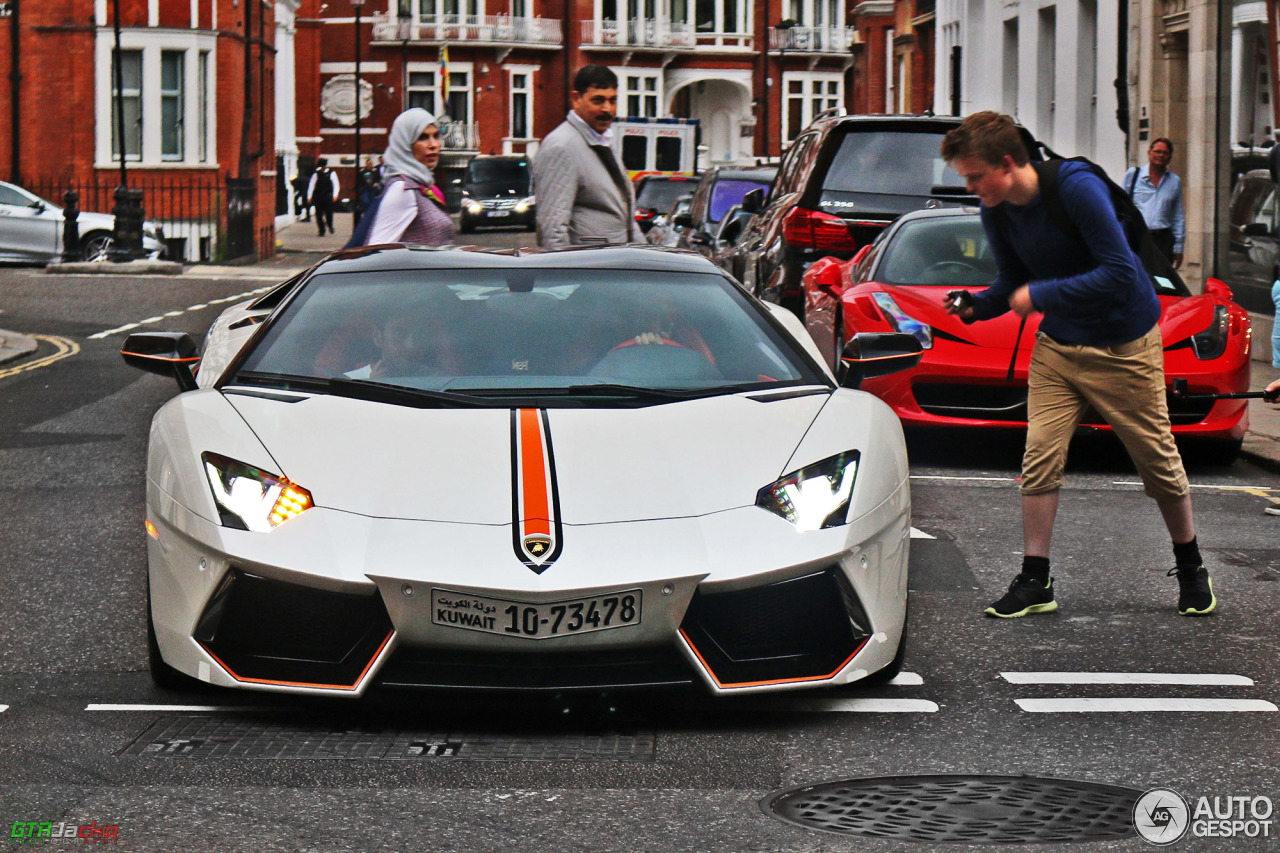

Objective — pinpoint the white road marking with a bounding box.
[88,286,273,340]
[1114,481,1276,493]
[85,704,276,712]
[789,698,940,713]
[910,475,1018,482]
[1002,672,1254,686]
[909,527,935,540]
[1015,698,1278,713]
[0,705,7,713]
[888,671,924,686]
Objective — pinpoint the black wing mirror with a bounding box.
[741,187,765,214]
[838,332,923,389]
[121,332,200,392]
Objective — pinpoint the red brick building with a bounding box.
[0,0,278,261]
[309,0,864,197]
[847,0,933,116]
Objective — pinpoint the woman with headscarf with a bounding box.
[361,108,454,246]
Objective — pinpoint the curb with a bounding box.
[0,330,39,367]
[47,260,185,276]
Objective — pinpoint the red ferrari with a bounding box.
[802,208,1253,462]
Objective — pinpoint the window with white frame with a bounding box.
[408,70,438,113]
[509,68,534,139]
[408,0,481,20]
[407,62,473,125]
[622,70,661,118]
[97,31,216,166]
[784,72,840,141]
[788,0,838,26]
[692,0,745,33]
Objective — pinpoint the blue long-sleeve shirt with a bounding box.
[973,161,1161,346]
[1124,164,1186,252]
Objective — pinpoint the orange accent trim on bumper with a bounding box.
[201,631,394,691]
[680,629,869,689]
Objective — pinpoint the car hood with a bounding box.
[860,285,1219,348]
[225,391,830,524]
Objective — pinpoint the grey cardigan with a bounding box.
[532,115,643,249]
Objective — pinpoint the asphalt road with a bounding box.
[0,252,1277,852]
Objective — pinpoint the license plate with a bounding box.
[488,210,510,218]
[431,588,642,639]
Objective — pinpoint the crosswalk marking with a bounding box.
[1002,672,1254,686]
[1015,698,1278,713]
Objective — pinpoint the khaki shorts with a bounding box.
[1021,325,1189,501]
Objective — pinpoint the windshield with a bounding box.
[233,267,827,405]
[824,130,966,196]
[466,159,531,192]
[879,215,1187,295]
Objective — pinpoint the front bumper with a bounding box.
[147,486,909,697]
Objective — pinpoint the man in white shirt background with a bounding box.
[1125,138,1186,269]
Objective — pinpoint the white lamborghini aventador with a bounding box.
[122,245,921,697]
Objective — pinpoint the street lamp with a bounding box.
[352,0,366,226]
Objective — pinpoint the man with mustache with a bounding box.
[534,65,643,249]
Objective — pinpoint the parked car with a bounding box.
[1225,168,1280,315]
[737,114,1042,316]
[645,195,694,247]
[459,155,535,233]
[675,165,777,259]
[708,203,756,281]
[801,208,1253,462]
[121,244,922,696]
[633,173,700,233]
[0,180,166,263]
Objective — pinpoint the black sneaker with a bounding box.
[984,574,1057,618]
[1168,564,1216,616]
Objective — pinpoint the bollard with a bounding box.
[62,190,82,262]
[111,186,146,261]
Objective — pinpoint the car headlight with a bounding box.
[202,452,312,532]
[514,195,535,214]
[756,451,860,531]
[465,201,484,214]
[872,293,933,349]
[1190,305,1229,361]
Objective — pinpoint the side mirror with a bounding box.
[807,256,845,297]
[1203,277,1233,301]
[1270,143,1280,185]
[121,332,200,392]
[29,200,47,213]
[1242,222,1270,238]
[741,187,765,214]
[690,231,713,246]
[838,332,923,389]
[673,212,694,229]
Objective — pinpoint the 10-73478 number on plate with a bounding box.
[431,588,642,639]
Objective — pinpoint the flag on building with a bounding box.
[439,45,450,117]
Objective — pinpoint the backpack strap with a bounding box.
[1031,159,1082,243]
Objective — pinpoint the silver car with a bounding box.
[0,180,166,263]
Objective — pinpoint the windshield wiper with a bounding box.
[328,377,492,408]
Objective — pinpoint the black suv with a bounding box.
[459,155,536,233]
[738,114,1041,315]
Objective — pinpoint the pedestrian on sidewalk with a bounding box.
[350,108,453,247]
[532,64,642,250]
[1124,138,1185,269]
[940,111,1216,619]
[307,159,340,237]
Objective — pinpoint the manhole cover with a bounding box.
[762,775,1142,844]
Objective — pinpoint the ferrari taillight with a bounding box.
[782,208,859,251]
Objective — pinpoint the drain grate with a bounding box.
[121,717,654,761]
[763,775,1142,844]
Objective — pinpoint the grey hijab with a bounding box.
[383,108,437,188]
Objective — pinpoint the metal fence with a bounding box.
[26,175,225,263]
